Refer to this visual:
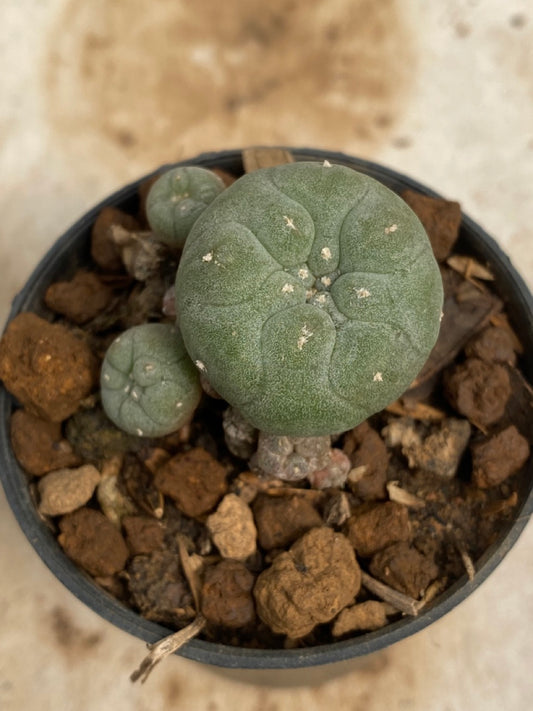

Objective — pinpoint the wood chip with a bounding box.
[386,481,426,509]
[385,400,446,421]
[176,534,205,611]
[446,255,494,281]
[242,147,295,172]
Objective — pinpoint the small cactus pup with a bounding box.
[100,323,201,437]
[146,166,225,247]
[175,161,444,437]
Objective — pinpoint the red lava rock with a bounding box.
[127,550,194,627]
[201,560,255,628]
[91,206,140,271]
[346,502,411,557]
[402,190,462,262]
[0,313,98,422]
[44,271,113,324]
[343,421,389,500]
[252,494,323,551]
[10,408,80,475]
[444,357,511,427]
[369,541,439,598]
[471,425,530,488]
[58,507,129,577]
[122,515,165,555]
[154,447,228,518]
[464,325,517,366]
[254,527,361,638]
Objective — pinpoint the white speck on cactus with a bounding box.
[136,428,144,436]
[385,223,398,234]
[316,294,327,304]
[355,287,371,299]
[323,160,332,167]
[373,372,383,382]
[131,389,140,401]
[306,288,317,300]
[202,252,214,262]
[440,310,444,322]
[297,324,313,350]
[195,360,207,372]
[144,363,155,372]
[283,215,297,230]
[124,384,131,393]
[103,373,110,382]
[282,283,294,294]
[321,276,332,287]
[176,401,183,408]
[298,268,309,280]
[321,247,332,261]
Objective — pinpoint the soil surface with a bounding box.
[1,159,531,649]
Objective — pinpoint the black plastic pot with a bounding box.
[1,148,532,676]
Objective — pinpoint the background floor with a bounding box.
[0,1,532,709]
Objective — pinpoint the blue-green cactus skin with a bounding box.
[100,323,201,437]
[146,166,225,247]
[175,162,444,436]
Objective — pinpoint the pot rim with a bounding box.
[1,147,532,669]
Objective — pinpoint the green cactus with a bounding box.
[146,166,225,247]
[175,161,443,437]
[100,323,201,437]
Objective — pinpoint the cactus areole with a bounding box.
[175,161,444,436]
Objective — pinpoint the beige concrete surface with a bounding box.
[0,1,532,709]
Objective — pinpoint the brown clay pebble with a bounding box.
[464,325,517,366]
[44,271,113,324]
[58,507,129,577]
[127,550,194,627]
[401,190,462,262]
[369,541,439,598]
[252,494,323,551]
[201,560,255,628]
[346,502,411,557]
[332,600,390,636]
[91,206,140,271]
[10,408,80,475]
[444,357,511,427]
[471,425,530,488]
[254,527,361,638]
[402,418,472,479]
[0,313,98,422]
[38,464,101,516]
[154,447,228,518]
[344,421,389,500]
[122,515,165,555]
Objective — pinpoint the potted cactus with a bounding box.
[0,148,531,681]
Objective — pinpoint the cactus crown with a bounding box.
[175,161,443,436]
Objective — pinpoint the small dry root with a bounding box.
[130,615,206,683]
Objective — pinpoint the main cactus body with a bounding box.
[175,161,443,436]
